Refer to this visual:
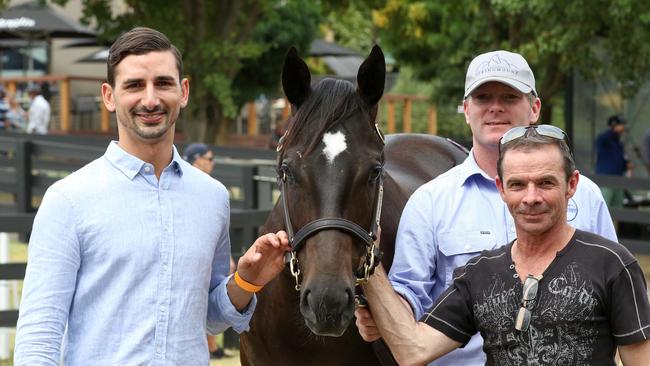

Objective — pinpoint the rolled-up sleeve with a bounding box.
[205,201,255,334]
[207,274,256,334]
[14,187,81,365]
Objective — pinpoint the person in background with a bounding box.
[14,27,290,365]
[26,84,51,135]
[183,142,237,359]
[0,86,9,130]
[594,114,632,207]
[184,143,215,176]
[6,92,27,131]
[359,125,650,366]
[355,50,616,366]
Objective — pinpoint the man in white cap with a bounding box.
[355,50,617,365]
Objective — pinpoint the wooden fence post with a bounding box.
[282,98,290,121]
[386,100,395,134]
[403,99,412,133]
[428,104,437,135]
[100,101,110,132]
[59,78,70,132]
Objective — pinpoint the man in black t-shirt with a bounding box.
[358,125,650,365]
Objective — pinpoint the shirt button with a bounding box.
[156,346,162,353]
[144,166,151,173]
[464,245,471,250]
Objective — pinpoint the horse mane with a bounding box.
[282,78,371,156]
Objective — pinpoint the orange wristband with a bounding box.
[234,271,263,293]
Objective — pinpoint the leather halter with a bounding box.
[277,124,384,291]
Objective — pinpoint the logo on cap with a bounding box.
[476,55,519,78]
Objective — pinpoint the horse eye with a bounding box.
[368,165,383,183]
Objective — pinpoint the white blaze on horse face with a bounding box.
[322,131,347,164]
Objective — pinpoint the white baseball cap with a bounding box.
[464,50,537,98]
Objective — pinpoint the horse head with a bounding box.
[277,45,386,336]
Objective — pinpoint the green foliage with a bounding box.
[322,1,376,51]
[233,1,320,105]
[61,0,322,142]
[374,0,650,107]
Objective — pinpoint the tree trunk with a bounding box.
[204,99,227,145]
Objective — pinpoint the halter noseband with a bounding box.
[277,124,384,291]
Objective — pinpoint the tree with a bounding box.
[58,0,321,143]
[372,0,650,122]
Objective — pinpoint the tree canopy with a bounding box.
[372,0,650,121]
[60,0,321,143]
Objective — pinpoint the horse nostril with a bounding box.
[345,288,354,307]
[301,289,312,309]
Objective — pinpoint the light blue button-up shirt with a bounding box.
[15,142,255,365]
[389,150,617,366]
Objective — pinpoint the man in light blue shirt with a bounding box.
[356,50,616,365]
[14,27,291,365]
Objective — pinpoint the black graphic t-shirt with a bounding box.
[422,229,650,366]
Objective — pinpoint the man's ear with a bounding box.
[101,83,116,112]
[495,175,506,200]
[529,97,541,124]
[463,99,470,126]
[180,78,190,108]
[566,170,580,199]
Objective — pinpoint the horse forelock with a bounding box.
[282,78,371,157]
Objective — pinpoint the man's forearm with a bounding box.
[363,265,460,365]
[226,276,254,312]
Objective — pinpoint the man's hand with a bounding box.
[227,231,291,311]
[355,307,382,342]
[236,231,291,287]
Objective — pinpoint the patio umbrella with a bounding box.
[76,48,108,63]
[0,0,96,73]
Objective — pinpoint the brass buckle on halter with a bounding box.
[289,251,301,291]
[355,243,376,285]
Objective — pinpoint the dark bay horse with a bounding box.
[240,46,468,365]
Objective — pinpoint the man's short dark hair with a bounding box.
[107,27,183,86]
[497,134,576,182]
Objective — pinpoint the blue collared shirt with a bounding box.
[389,150,617,366]
[15,142,255,365]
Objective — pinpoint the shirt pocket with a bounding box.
[438,230,498,285]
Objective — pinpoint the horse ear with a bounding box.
[282,47,311,108]
[357,45,386,107]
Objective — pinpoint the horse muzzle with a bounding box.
[299,279,355,336]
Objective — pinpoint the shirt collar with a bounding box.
[457,148,496,187]
[104,141,184,180]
